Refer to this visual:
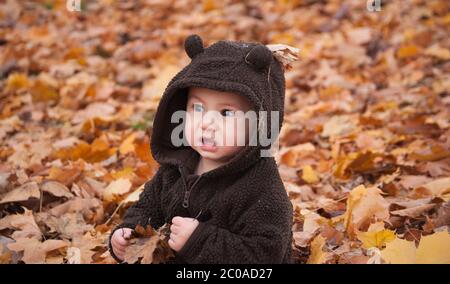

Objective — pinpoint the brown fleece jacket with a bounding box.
[109,34,293,264]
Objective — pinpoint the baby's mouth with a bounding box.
[201,137,216,146]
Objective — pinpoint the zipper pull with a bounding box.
[182,190,191,208]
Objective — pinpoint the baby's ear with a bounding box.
[245,44,273,71]
[184,34,204,59]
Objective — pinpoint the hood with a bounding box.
[150,34,286,178]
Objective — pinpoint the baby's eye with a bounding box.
[192,103,204,112]
[220,109,235,117]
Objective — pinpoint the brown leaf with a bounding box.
[7,238,68,264]
[68,233,107,264]
[48,197,104,224]
[0,182,40,204]
[0,208,42,240]
[124,224,174,264]
[41,180,74,199]
[391,204,436,218]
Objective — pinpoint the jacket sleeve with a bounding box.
[176,189,293,264]
[108,167,166,262]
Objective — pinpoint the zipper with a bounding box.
[179,166,202,209]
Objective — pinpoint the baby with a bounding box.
[109,34,293,264]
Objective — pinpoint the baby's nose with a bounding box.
[201,111,216,130]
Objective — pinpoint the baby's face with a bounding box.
[184,87,253,163]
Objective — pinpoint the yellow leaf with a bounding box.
[333,152,359,180]
[6,73,28,90]
[382,231,450,264]
[202,0,217,12]
[301,165,319,184]
[356,229,396,249]
[142,65,180,101]
[135,137,158,167]
[381,237,416,264]
[30,80,59,103]
[111,166,134,180]
[416,231,450,264]
[307,235,333,264]
[443,13,450,24]
[120,133,137,155]
[397,45,420,58]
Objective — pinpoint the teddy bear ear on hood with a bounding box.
[245,44,273,71]
[184,34,204,59]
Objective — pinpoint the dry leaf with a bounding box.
[41,180,74,199]
[344,185,390,236]
[7,238,68,264]
[382,231,450,264]
[266,44,300,70]
[0,182,40,204]
[103,178,132,202]
[124,224,174,264]
[0,208,42,240]
[307,235,333,264]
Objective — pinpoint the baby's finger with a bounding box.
[168,238,177,250]
[122,229,132,239]
[171,216,184,225]
[115,236,129,246]
[170,224,180,234]
[169,233,179,243]
[113,245,125,257]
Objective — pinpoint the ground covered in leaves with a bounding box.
[0,0,449,264]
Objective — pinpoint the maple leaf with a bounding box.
[356,229,396,249]
[343,185,390,237]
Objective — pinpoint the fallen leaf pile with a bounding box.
[1,0,449,264]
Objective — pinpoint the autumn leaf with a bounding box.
[7,238,68,264]
[68,232,107,264]
[301,165,319,184]
[0,182,40,204]
[356,229,396,249]
[381,231,450,264]
[103,178,132,203]
[307,235,333,264]
[293,209,326,247]
[41,180,75,199]
[343,185,390,237]
[0,208,42,240]
[119,133,137,155]
[124,224,174,264]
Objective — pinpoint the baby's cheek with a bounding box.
[184,114,195,147]
[222,117,248,147]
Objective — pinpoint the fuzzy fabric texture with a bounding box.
[109,34,293,264]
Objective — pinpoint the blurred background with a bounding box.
[0,0,449,264]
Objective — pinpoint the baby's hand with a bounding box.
[168,216,199,252]
[111,228,133,261]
